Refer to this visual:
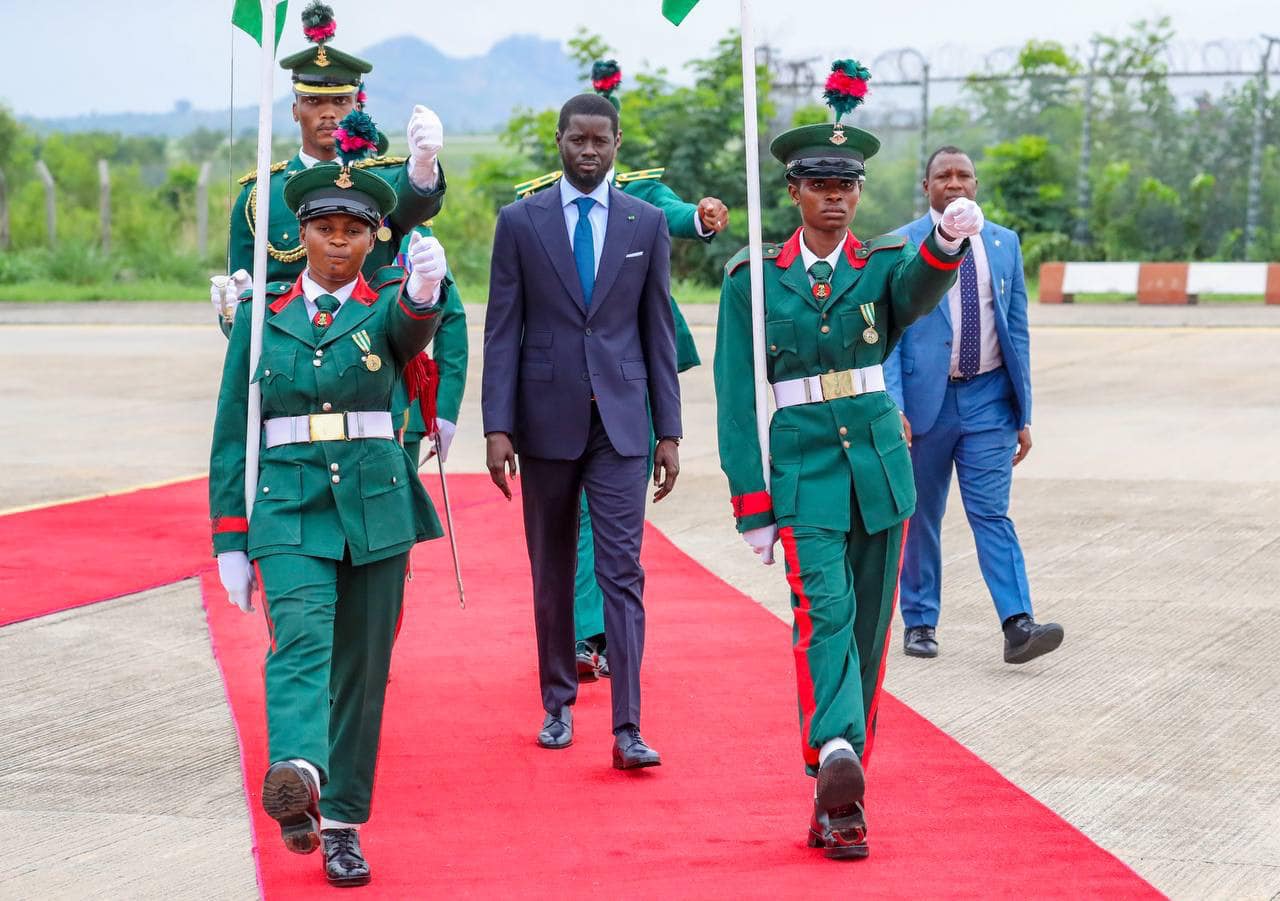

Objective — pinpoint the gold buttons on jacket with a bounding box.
[322,402,332,412]
[330,463,339,472]
[315,349,324,356]
[262,486,270,494]
[331,474,341,484]
[769,344,777,352]
[820,325,831,334]
[313,359,322,367]
[843,440,851,449]
[263,369,271,376]
[839,426,848,436]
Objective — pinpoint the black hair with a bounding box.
[557,93,620,135]
[924,145,970,178]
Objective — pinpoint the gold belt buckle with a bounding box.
[308,412,347,441]
[819,369,855,400]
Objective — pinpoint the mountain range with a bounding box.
[24,35,579,137]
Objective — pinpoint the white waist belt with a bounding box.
[264,411,395,447]
[772,365,885,408]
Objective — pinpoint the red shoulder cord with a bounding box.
[402,351,440,436]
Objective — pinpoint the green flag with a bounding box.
[661,0,700,25]
[232,0,288,51]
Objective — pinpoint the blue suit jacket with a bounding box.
[481,183,681,459]
[883,213,1031,434]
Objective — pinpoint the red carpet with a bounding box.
[3,477,1159,897]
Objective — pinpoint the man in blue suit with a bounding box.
[884,146,1063,664]
[482,93,682,767]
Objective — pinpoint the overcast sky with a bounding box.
[4,0,1274,117]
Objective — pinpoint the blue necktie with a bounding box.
[958,253,980,377]
[572,196,596,308]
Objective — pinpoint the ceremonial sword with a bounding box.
[420,435,466,609]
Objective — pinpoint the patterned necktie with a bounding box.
[808,260,833,302]
[572,196,597,309]
[957,253,981,377]
[312,293,340,339]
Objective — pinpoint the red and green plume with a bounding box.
[333,110,379,166]
[591,59,622,110]
[823,59,871,121]
[301,0,336,44]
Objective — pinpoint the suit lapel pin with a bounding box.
[627,215,636,221]
[994,239,1001,247]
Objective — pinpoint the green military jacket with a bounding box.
[229,154,447,283]
[210,267,446,565]
[391,225,469,441]
[714,225,966,536]
[513,167,706,372]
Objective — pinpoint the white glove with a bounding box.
[405,232,446,304]
[939,197,985,239]
[743,524,779,566]
[217,551,256,613]
[209,275,231,320]
[406,105,443,189]
[427,418,456,463]
[209,270,253,325]
[230,268,252,299]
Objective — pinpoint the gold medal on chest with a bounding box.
[812,281,831,301]
[351,329,380,371]
[363,353,382,372]
[858,302,879,345]
[376,225,393,242]
[862,326,880,345]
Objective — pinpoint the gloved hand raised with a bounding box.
[743,524,779,566]
[939,197,985,239]
[217,550,256,613]
[209,270,253,324]
[405,232,446,304]
[406,105,443,189]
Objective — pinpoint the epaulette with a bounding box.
[853,234,907,261]
[352,155,409,170]
[615,167,665,185]
[369,265,407,292]
[514,170,563,199]
[237,281,291,302]
[725,244,781,275]
[237,160,290,186]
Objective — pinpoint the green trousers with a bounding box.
[777,510,905,777]
[258,550,408,823]
[573,491,606,641]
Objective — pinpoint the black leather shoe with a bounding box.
[323,828,371,887]
[575,640,600,683]
[261,761,321,854]
[537,706,573,749]
[612,725,661,769]
[903,625,938,658]
[1003,615,1064,664]
[807,749,868,859]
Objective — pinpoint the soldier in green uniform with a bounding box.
[511,59,729,679]
[212,0,447,310]
[713,60,985,859]
[210,152,451,886]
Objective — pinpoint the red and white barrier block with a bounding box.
[1040,262,1280,304]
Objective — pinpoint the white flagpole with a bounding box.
[244,0,276,520]
[738,0,771,492]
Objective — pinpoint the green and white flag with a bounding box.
[661,0,701,25]
[232,0,288,50]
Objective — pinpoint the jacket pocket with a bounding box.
[768,427,802,518]
[869,407,915,517]
[361,451,412,551]
[253,351,297,411]
[620,358,647,381]
[766,319,798,357]
[523,329,553,349]
[250,462,303,548]
[520,359,554,382]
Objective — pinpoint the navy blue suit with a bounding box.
[482,183,680,730]
[883,212,1033,629]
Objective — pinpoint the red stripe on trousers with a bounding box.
[779,527,820,770]
[861,520,908,770]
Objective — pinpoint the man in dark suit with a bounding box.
[883,146,1062,664]
[481,93,682,768]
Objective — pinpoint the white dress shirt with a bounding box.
[799,231,847,284]
[929,207,1003,377]
[300,270,357,322]
[559,175,611,276]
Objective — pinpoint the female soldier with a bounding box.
[209,154,449,886]
[713,60,985,859]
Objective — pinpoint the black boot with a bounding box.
[1003,614,1064,664]
[323,827,372,887]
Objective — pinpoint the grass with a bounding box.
[0,280,205,302]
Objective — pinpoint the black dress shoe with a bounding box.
[261,761,321,854]
[1003,615,1065,664]
[537,706,573,749]
[323,828,371,887]
[903,625,938,658]
[806,749,868,859]
[612,725,661,769]
[575,640,600,683]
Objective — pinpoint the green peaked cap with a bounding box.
[282,163,397,227]
[280,44,371,94]
[770,123,881,179]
